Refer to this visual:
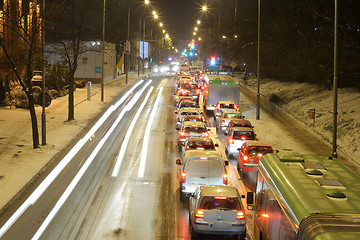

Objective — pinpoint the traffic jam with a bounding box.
[172,65,273,240]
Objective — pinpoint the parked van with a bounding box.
[176,151,228,199]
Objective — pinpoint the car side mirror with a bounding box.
[242,115,246,119]
[237,148,241,151]
[240,195,245,199]
[176,159,182,165]
[175,111,178,114]
[224,160,229,166]
[207,129,211,131]
[215,143,219,147]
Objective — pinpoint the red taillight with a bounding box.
[228,138,234,144]
[195,209,204,218]
[258,153,263,158]
[196,147,205,150]
[261,213,270,218]
[223,173,228,185]
[221,120,226,126]
[181,172,186,183]
[196,89,200,95]
[204,131,209,138]
[237,211,245,220]
[243,155,249,161]
[241,136,246,140]
[180,131,185,138]
[175,96,179,100]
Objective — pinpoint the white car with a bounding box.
[214,101,239,119]
[216,110,244,133]
[176,151,228,198]
[175,107,202,129]
[180,137,218,159]
[189,185,247,239]
[178,122,209,148]
[225,127,256,158]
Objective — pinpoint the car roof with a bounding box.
[179,107,201,112]
[243,140,272,147]
[231,127,254,132]
[184,150,223,160]
[183,121,206,127]
[176,89,191,94]
[199,185,239,198]
[186,137,213,142]
[184,115,202,119]
[217,101,235,105]
[230,119,251,124]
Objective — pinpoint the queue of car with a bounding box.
[172,67,260,240]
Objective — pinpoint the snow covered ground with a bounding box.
[245,77,360,165]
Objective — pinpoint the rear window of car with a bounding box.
[181,111,199,116]
[233,131,255,140]
[233,123,251,128]
[219,103,235,109]
[186,141,215,150]
[180,101,196,107]
[224,113,242,118]
[187,160,223,175]
[199,197,241,210]
[185,126,206,133]
[184,117,202,122]
[248,146,272,156]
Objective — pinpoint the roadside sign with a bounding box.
[37,92,52,107]
[95,66,101,73]
[230,62,237,69]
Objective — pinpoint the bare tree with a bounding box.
[0,1,43,148]
[46,0,97,121]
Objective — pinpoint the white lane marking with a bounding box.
[0,80,144,238]
[31,81,151,240]
[137,85,164,178]
[111,82,154,177]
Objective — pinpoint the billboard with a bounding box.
[139,41,149,59]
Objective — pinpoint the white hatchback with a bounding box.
[189,185,247,239]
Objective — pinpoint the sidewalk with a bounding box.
[0,73,144,211]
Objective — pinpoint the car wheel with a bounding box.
[190,224,198,239]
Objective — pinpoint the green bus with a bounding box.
[251,149,360,240]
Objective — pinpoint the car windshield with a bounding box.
[184,126,206,133]
[233,131,255,140]
[224,113,242,118]
[248,146,272,156]
[220,103,235,109]
[186,141,215,150]
[181,84,197,90]
[199,196,240,210]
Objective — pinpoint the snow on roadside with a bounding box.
[245,77,360,164]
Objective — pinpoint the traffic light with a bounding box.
[211,56,216,66]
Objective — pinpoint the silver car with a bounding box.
[216,110,244,133]
[175,107,202,129]
[189,185,247,239]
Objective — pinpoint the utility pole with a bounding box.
[332,0,338,158]
[101,0,106,101]
[41,0,46,145]
[256,0,261,120]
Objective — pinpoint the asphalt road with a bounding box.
[2,73,357,240]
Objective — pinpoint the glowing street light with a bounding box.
[197,20,201,25]
[198,37,202,41]
[193,32,196,35]
[159,22,163,27]
[202,5,207,11]
[145,0,150,4]
[162,29,166,33]
[194,27,198,31]
[222,35,227,39]
[165,34,169,38]
[235,35,238,38]
[154,14,158,19]
[152,10,156,15]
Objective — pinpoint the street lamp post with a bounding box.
[101,0,106,101]
[41,0,46,145]
[332,0,338,157]
[256,0,261,120]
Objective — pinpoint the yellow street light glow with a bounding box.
[145,0,150,4]
[165,34,169,38]
[197,20,201,25]
[152,10,156,15]
[154,14,158,19]
[193,32,196,35]
[222,35,226,39]
[194,27,198,31]
[202,5,207,11]
[159,22,163,27]
[234,35,238,38]
[162,29,166,33]
[198,37,202,41]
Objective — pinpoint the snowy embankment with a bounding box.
[245,77,360,164]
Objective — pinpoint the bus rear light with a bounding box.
[237,211,245,220]
[223,173,228,185]
[181,172,186,183]
[195,209,204,218]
